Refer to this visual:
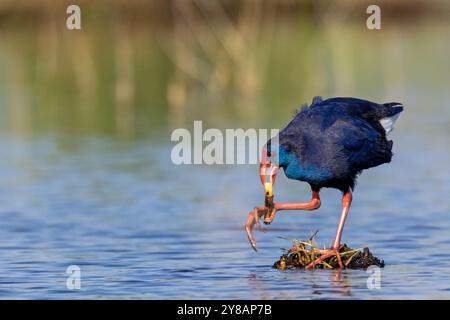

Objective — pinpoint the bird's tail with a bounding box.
[383,102,404,116]
[380,102,404,135]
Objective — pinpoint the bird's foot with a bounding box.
[245,205,277,251]
[306,247,344,269]
[263,208,276,225]
[245,206,269,251]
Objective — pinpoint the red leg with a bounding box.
[245,191,321,251]
[264,191,321,224]
[306,191,352,269]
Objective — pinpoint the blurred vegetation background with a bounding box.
[0,0,449,140]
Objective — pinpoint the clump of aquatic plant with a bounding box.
[274,233,385,270]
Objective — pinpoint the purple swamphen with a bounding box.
[245,96,403,268]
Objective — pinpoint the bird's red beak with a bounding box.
[260,149,279,197]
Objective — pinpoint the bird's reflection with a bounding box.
[328,269,352,297]
[247,268,353,299]
[310,269,352,298]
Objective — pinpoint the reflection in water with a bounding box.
[248,269,352,299]
[299,270,352,298]
[325,270,352,298]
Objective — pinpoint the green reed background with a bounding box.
[0,0,449,140]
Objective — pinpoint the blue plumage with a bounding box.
[271,97,404,192]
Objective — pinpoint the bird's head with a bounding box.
[260,146,279,198]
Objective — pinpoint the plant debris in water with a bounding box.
[273,236,385,270]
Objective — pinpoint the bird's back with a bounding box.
[278,97,403,191]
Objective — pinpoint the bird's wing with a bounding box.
[334,116,393,171]
[318,97,403,135]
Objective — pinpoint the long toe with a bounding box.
[306,249,343,269]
